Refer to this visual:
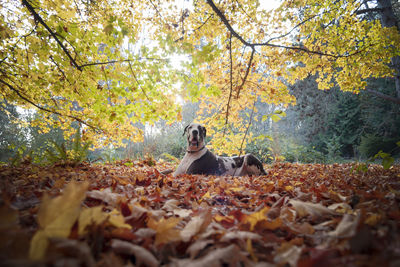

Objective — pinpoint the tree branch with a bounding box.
[206,0,367,58]
[22,0,82,71]
[0,79,103,131]
[79,58,168,69]
[223,33,234,137]
[365,88,400,104]
[355,8,383,15]
[236,47,255,99]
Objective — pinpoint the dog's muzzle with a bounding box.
[189,130,200,147]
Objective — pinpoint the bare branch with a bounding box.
[236,47,255,99]
[365,88,400,104]
[355,8,383,15]
[223,33,234,137]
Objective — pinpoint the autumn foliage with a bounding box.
[1,161,399,266]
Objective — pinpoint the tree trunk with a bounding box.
[377,0,400,98]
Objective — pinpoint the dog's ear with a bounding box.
[201,126,206,138]
[183,125,189,136]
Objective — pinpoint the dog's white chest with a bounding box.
[173,149,207,176]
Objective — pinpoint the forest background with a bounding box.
[1,0,400,166]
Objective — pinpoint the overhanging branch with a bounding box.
[0,79,103,131]
[206,0,368,58]
[365,89,400,104]
[22,0,82,71]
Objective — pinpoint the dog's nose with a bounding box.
[192,130,198,136]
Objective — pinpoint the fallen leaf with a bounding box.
[289,199,336,218]
[181,210,212,242]
[274,243,303,267]
[220,231,261,242]
[170,244,245,267]
[30,181,89,260]
[78,206,108,235]
[244,206,270,230]
[186,239,214,259]
[148,216,181,245]
[328,212,361,238]
[86,188,123,206]
[111,239,158,267]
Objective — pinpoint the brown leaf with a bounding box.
[328,212,361,238]
[289,199,336,218]
[111,239,158,267]
[170,244,246,267]
[181,210,212,242]
[274,242,303,267]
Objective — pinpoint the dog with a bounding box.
[173,123,267,176]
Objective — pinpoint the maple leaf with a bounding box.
[243,206,270,230]
[29,181,89,260]
[147,216,181,246]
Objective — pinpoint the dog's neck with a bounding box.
[186,145,206,154]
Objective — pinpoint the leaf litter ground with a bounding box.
[0,161,399,266]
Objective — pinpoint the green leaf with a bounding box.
[382,156,394,170]
[271,114,281,122]
[104,24,114,35]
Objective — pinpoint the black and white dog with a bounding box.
[173,123,267,176]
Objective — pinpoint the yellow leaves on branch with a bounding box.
[2,0,400,148]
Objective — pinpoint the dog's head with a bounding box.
[183,123,206,150]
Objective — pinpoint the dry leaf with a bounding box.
[30,181,88,260]
[86,188,123,206]
[289,199,336,218]
[274,243,303,267]
[111,239,158,267]
[148,217,181,245]
[328,212,361,238]
[181,210,212,242]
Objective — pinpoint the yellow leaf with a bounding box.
[148,217,181,246]
[199,190,211,203]
[29,230,49,261]
[365,213,381,226]
[259,217,283,230]
[30,181,89,260]
[228,186,244,193]
[244,206,270,230]
[247,238,257,261]
[108,209,132,229]
[284,185,294,191]
[78,206,108,235]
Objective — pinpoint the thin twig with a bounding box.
[223,33,233,137]
[80,58,168,68]
[236,47,254,99]
[232,99,256,176]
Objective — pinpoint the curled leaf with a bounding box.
[111,239,158,267]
